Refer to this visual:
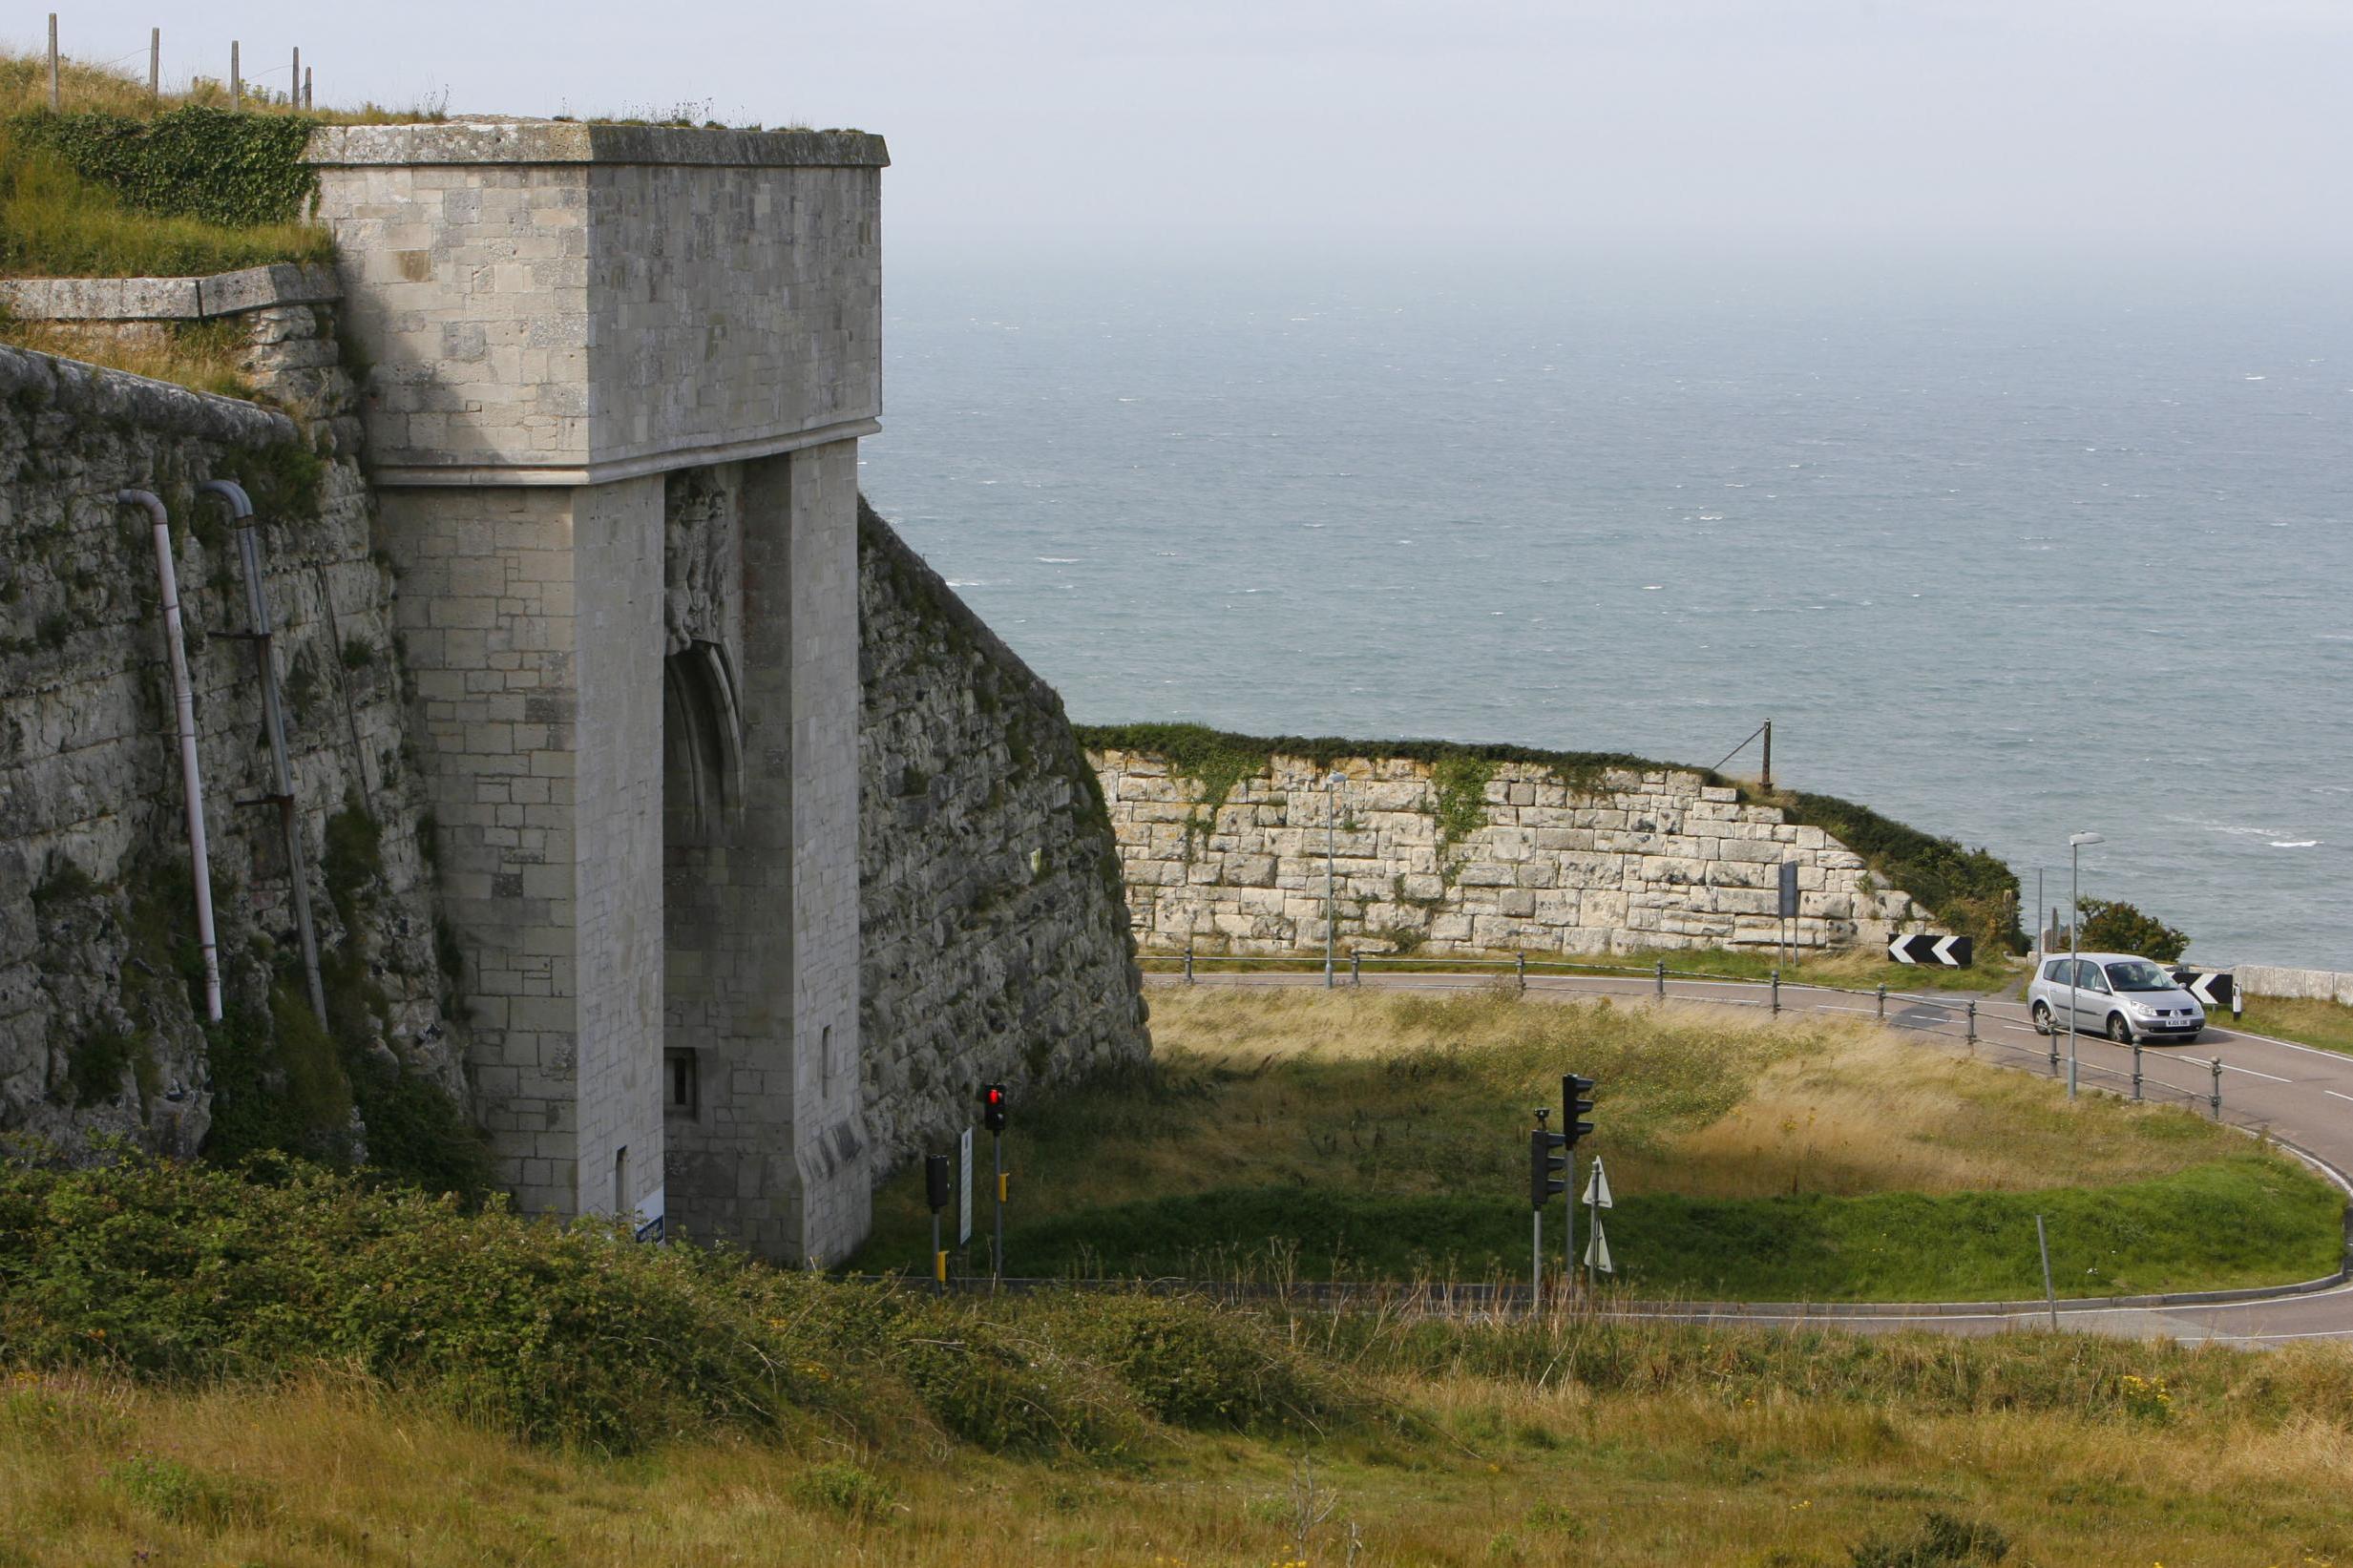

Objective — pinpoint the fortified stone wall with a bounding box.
[311,122,886,1260]
[0,311,464,1164]
[859,502,1149,1170]
[1093,749,1935,957]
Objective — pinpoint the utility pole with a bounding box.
[1760,718,1773,793]
[230,41,241,109]
[2067,832,2103,1098]
[291,47,300,109]
[48,15,60,112]
[150,29,160,98]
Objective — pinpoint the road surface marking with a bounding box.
[2326,1091,2353,1105]
[2220,1063,2292,1083]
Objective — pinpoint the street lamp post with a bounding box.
[1324,771,1344,989]
[2067,831,2104,1098]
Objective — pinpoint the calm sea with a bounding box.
[858,253,2351,969]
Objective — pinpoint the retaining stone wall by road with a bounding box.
[2236,965,2353,1008]
[0,318,463,1161]
[1092,749,1935,957]
[858,502,1149,1173]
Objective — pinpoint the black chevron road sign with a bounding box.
[1888,933,1973,968]
[2177,970,2235,1009]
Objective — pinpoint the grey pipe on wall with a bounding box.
[117,489,223,1022]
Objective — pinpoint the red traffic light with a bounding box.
[982,1082,1008,1132]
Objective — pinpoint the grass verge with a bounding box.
[854,989,2341,1299]
[2231,994,2353,1058]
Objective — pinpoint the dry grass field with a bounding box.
[6,1335,2352,1567]
[858,988,2339,1297]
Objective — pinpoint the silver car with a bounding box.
[2027,951,2206,1044]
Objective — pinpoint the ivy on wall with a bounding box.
[9,107,319,226]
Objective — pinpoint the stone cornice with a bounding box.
[367,416,882,488]
[305,120,889,170]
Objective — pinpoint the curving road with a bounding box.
[1145,968,2353,1344]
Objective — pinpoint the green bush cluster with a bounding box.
[0,1156,1353,1456]
[2075,897,2190,963]
[8,107,318,226]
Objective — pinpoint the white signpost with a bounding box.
[957,1127,975,1247]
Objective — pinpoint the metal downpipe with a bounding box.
[200,480,329,1030]
[118,490,222,1022]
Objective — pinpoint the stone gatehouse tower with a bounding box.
[308,121,886,1263]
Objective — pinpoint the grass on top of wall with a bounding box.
[853,988,2341,1298]
[0,48,446,126]
[0,122,332,280]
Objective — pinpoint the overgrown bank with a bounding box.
[3,1154,2351,1565]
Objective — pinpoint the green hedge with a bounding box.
[1074,721,2023,947]
[8,106,318,226]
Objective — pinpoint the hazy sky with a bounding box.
[31,1,2353,262]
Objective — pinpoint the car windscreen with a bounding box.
[2105,961,2174,993]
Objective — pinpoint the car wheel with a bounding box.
[2031,1001,2053,1035]
[2107,1013,2133,1045]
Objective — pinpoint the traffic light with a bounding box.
[1529,1108,1567,1210]
[1563,1075,1597,1149]
[924,1153,951,1212]
[982,1082,1008,1134]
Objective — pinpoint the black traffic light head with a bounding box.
[1563,1074,1597,1149]
[1529,1124,1568,1210]
[924,1153,951,1212]
[982,1082,1008,1133]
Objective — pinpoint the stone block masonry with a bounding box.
[857,502,1150,1175]
[0,326,462,1162]
[1092,747,1937,958]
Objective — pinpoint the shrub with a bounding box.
[788,1461,897,1522]
[102,1453,262,1529]
[1040,1291,1346,1432]
[1848,1510,2009,1567]
[2075,898,2188,963]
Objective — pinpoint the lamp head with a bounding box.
[2069,831,2105,847]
